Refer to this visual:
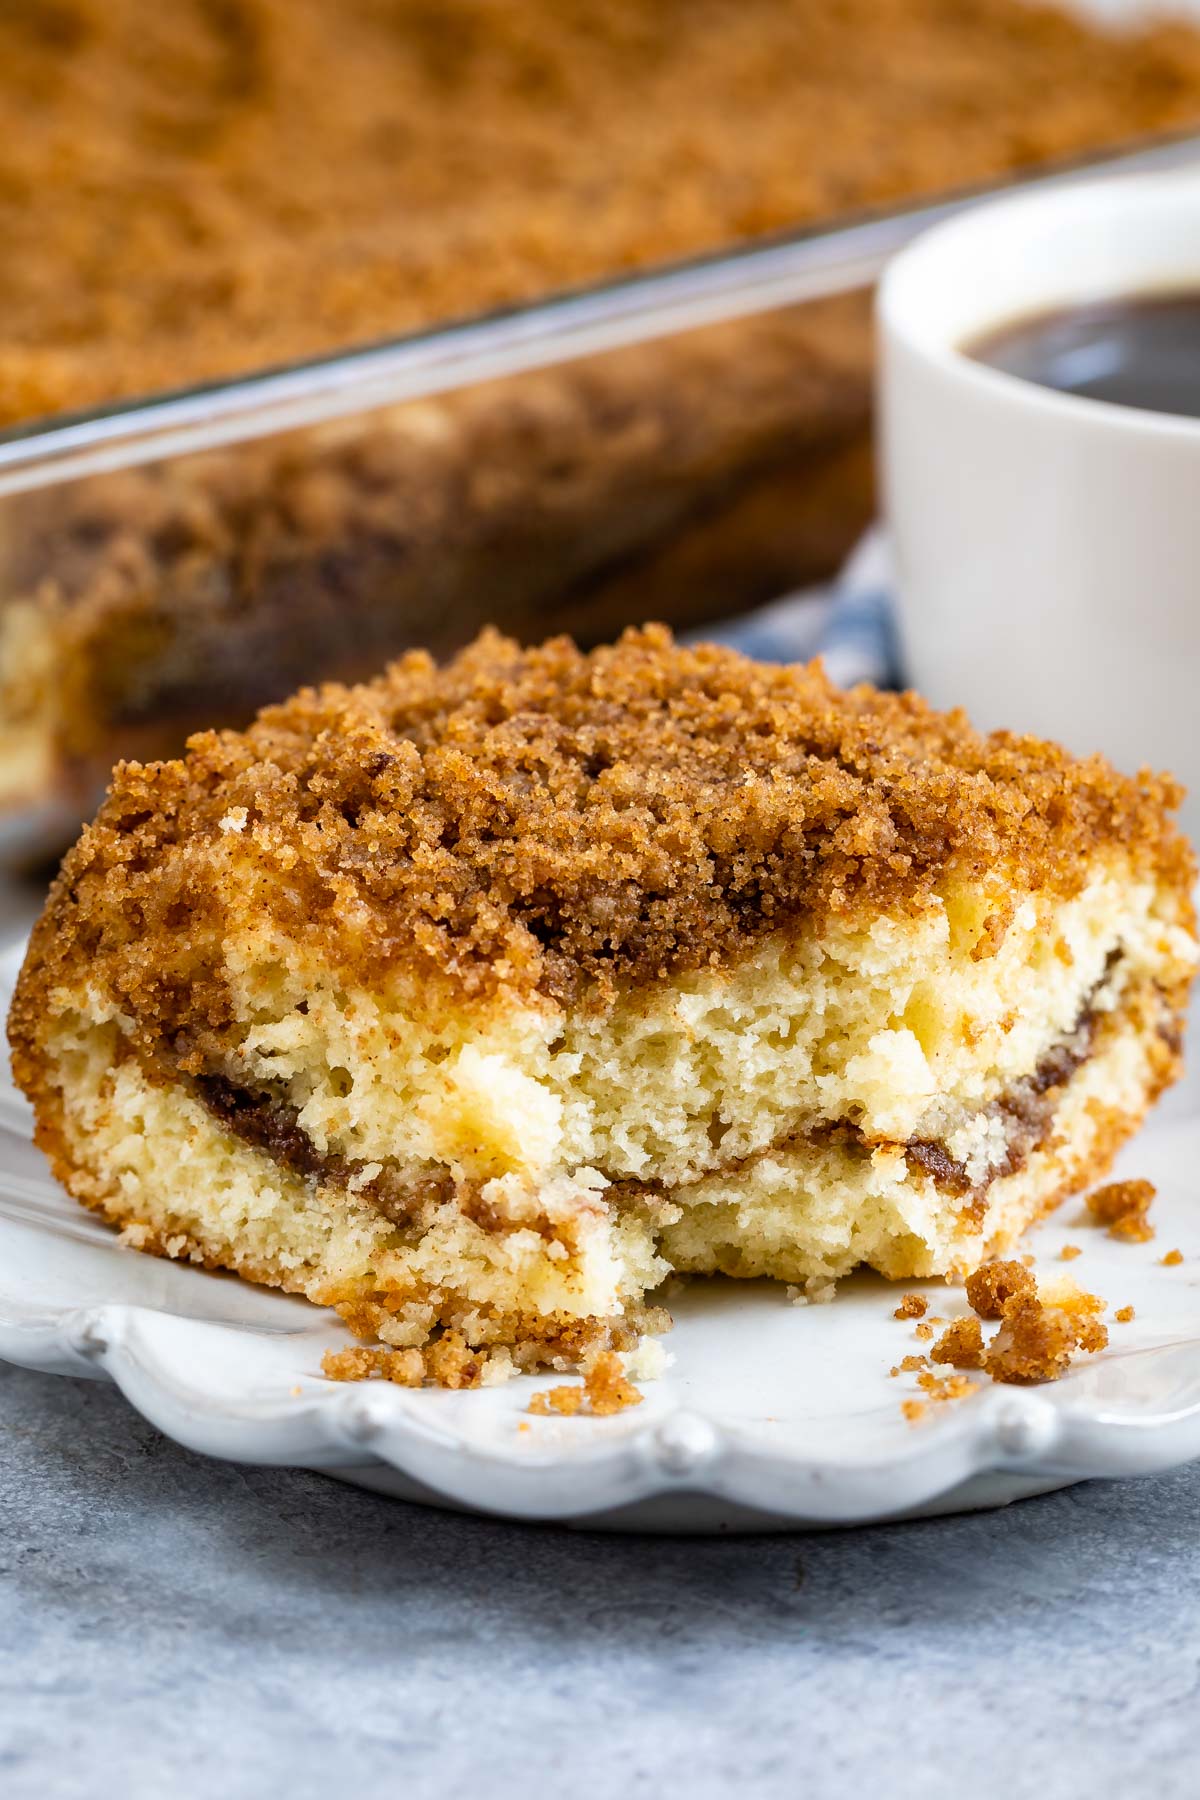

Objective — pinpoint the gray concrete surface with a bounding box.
[2,1361,1199,1799]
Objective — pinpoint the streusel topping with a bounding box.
[5,0,1200,425]
[25,627,1193,1018]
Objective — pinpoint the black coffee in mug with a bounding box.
[966,291,1200,419]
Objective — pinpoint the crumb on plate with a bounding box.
[322,1344,428,1386]
[528,1350,643,1418]
[1087,1177,1157,1242]
[942,1262,1112,1386]
[982,1289,1109,1384]
[528,1385,585,1417]
[930,1315,985,1370]
[917,1369,977,1403]
[965,1258,1036,1320]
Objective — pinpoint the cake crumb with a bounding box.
[528,1384,585,1417]
[1038,1278,1106,1317]
[1162,1248,1184,1266]
[984,1296,1076,1384]
[894,1294,927,1320]
[982,1286,1109,1385]
[901,1400,928,1425]
[527,1350,643,1419]
[322,1345,426,1386]
[622,1338,669,1382]
[787,1277,838,1307]
[930,1316,985,1370]
[1115,1305,1136,1323]
[1072,1316,1110,1355]
[916,1369,976,1404]
[954,1258,1112,1386]
[583,1349,644,1416]
[424,1332,485,1390]
[1087,1178,1156,1242]
[965,1259,1036,1320]
[1061,1244,1082,1261]
[890,1353,929,1377]
[913,1321,934,1341]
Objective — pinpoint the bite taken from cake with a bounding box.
[9,627,1196,1383]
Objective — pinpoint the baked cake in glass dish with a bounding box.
[6,0,1200,841]
[9,629,1196,1382]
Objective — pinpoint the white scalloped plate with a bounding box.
[2,935,1199,1533]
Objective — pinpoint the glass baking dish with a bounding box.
[1,121,1197,862]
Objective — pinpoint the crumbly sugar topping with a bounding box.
[951,1261,1109,1385]
[23,627,1192,1028]
[929,1316,984,1370]
[5,0,1200,425]
[982,1297,1080,1385]
[964,1259,1036,1320]
[905,1262,1115,1406]
[1087,1178,1157,1243]
[527,1350,643,1417]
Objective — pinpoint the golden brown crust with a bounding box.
[10,626,1195,1067]
[4,0,1200,426]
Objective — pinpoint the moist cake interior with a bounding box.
[10,629,1196,1381]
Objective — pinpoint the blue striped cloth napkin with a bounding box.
[695,529,903,690]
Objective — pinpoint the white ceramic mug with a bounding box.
[880,169,1200,842]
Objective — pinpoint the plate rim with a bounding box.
[5,1246,1200,1528]
[3,922,1200,1531]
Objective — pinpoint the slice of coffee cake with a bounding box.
[10,628,1196,1380]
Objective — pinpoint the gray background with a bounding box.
[3,1359,1198,1799]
